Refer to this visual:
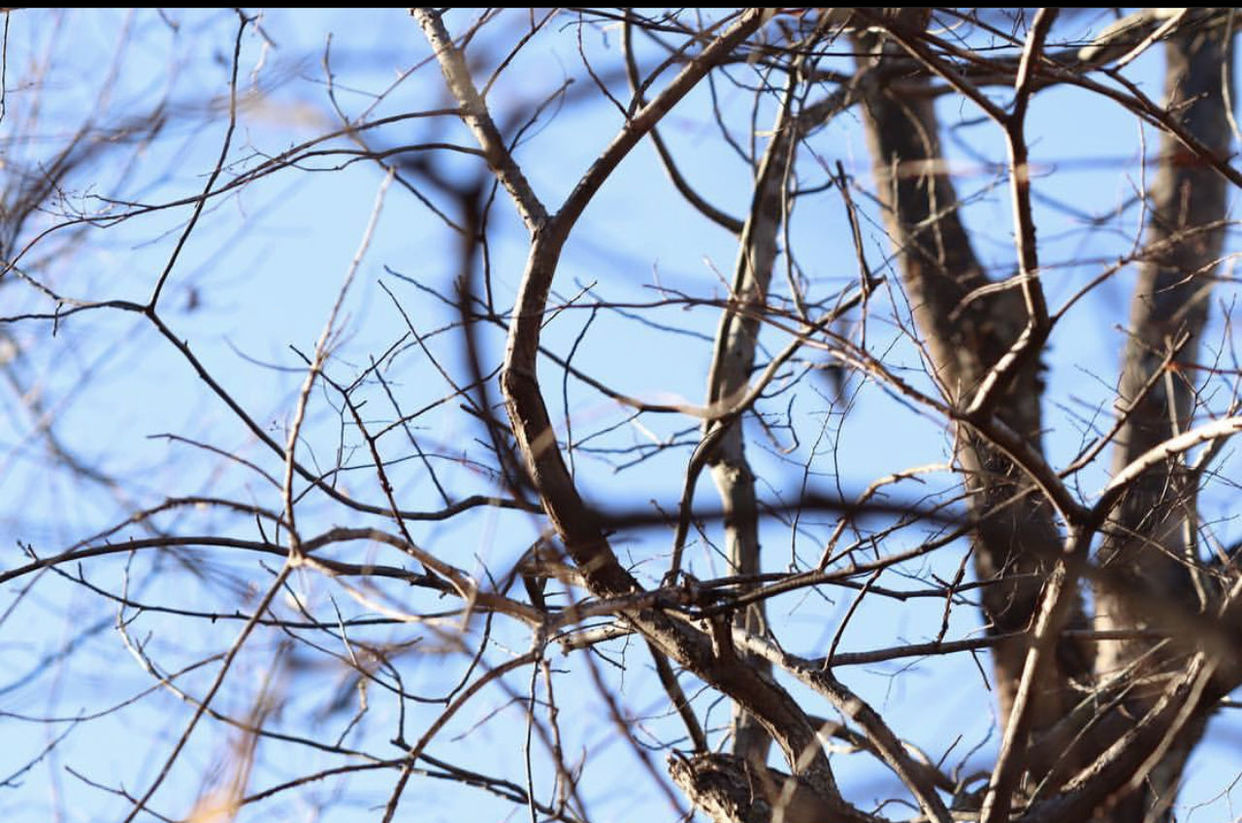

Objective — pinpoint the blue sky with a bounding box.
[1,8,1240,823]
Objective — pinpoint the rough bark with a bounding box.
[670,752,880,823]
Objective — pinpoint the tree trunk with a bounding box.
[853,11,1089,785]
[1091,19,1231,821]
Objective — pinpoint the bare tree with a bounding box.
[2,8,1240,823]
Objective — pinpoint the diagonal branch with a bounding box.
[421,6,859,803]
[413,8,549,231]
[853,12,1085,760]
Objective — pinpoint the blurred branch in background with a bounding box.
[0,8,1240,823]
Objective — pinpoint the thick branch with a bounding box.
[853,11,1084,753]
[427,6,853,804]
[1089,21,1232,819]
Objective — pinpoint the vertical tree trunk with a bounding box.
[853,15,1089,781]
[704,87,795,767]
[1092,21,1231,821]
